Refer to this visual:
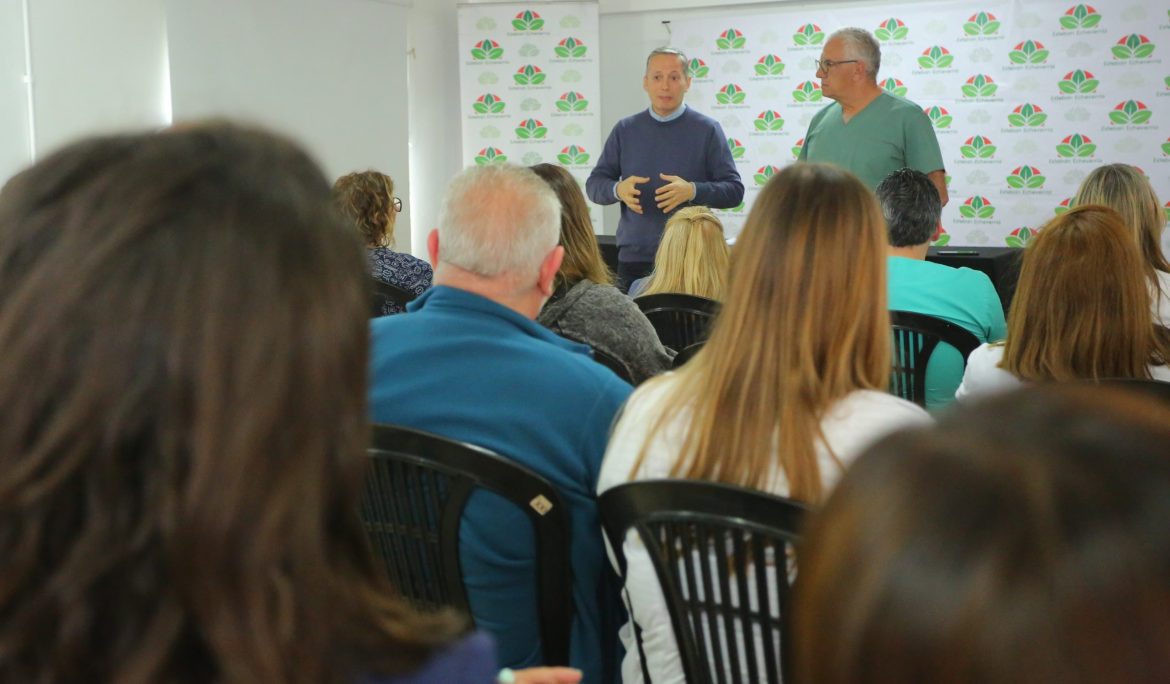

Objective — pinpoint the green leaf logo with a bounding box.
[555,91,589,112]
[792,138,805,159]
[514,118,548,139]
[715,83,747,105]
[1163,137,1170,157]
[1006,165,1046,189]
[1054,198,1072,215]
[474,147,508,165]
[1057,69,1099,94]
[1055,133,1096,158]
[932,227,951,246]
[556,144,589,165]
[874,17,909,42]
[924,106,953,129]
[963,11,1001,36]
[961,74,997,98]
[881,78,908,97]
[792,81,823,102]
[754,110,785,131]
[1165,200,1170,223]
[470,38,504,61]
[754,54,786,76]
[511,10,544,31]
[513,64,546,86]
[959,196,996,219]
[1008,103,1047,127]
[688,58,709,78]
[918,46,954,69]
[554,36,588,58]
[728,138,746,159]
[792,23,824,47]
[1109,100,1152,125]
[1112,33,1155,60]
[1005,226,1036,248]
[754,165,781,186]
[716,28,747,50]
[1009,39,1050,64]
[960,135,997,159]
[472,93,506,115]
[1059,4,1102,30]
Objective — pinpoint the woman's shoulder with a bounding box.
[822,390,932,461]
[364,633,497,684]
[956,342,1020,401]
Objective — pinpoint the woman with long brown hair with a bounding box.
[0,125,578,684]
[955,205,1170,400]
[597,163,930,684]
[531,163,672,384]
[628,206,730,299]
[1074,163,1170,327]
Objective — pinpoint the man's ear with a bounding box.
[537,245,565,297]
[427,229,440,269]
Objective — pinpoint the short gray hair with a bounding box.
[831,28,881,79]
[645,47,689,75]
[437,164,561,279]
[876,168,942,247]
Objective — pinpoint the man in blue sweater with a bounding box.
[369,163,632,683]
[586,47,744,291]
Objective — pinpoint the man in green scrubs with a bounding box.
[799,28,948,205]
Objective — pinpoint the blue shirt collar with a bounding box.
[648,103,687,122]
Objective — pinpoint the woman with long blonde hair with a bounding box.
[1073,163,1170,327]
[628,206,730,299]
[597,163,930,684]
[956,205,1170,400]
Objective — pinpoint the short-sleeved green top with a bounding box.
[799,92,945,189]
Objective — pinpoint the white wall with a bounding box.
[0,0,31,183]
[167,0,412,248]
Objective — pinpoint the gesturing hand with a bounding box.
[655,174,695,213]
[617,175,650,215]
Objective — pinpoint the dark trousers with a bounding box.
[616,260,654,294]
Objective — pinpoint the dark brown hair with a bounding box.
[530,163,612,289]
[0,124,459,684]
[795,384,1170,684]
[332,170,397,248]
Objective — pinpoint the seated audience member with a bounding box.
[1074,163,1170,327]
[530,163,673,384]
[368,163,632,682]
[956,205,1170,400]
[628,206,729,299]
[0,125,580,684]
[795,384,1170,684]
[333,170,432,315]
[598,163,930,684]
[876,167,1005,410]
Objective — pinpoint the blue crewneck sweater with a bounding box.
[587,107,743,262]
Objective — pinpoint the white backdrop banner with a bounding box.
[458,2,604,232]
[671,1,1169,247]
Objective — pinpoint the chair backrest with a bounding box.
[362,423,574,664]
[599,480,810,684]
[672,341,705,369]
[889,310,982,407]
[370,278,417,317]
[634,293,721,353]
[591,345,635,385]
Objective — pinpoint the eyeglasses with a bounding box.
[392,197,403,212]
[815,58,859,71]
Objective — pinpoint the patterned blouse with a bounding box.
[368,247,433,316]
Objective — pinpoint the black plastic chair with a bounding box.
[634,293,721,353]
[370,278,417,317]
[591,346,635,385]
[889,310,981,407]
[672,341,705,369]
[599,480,810,684]
[362,423,573,664]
